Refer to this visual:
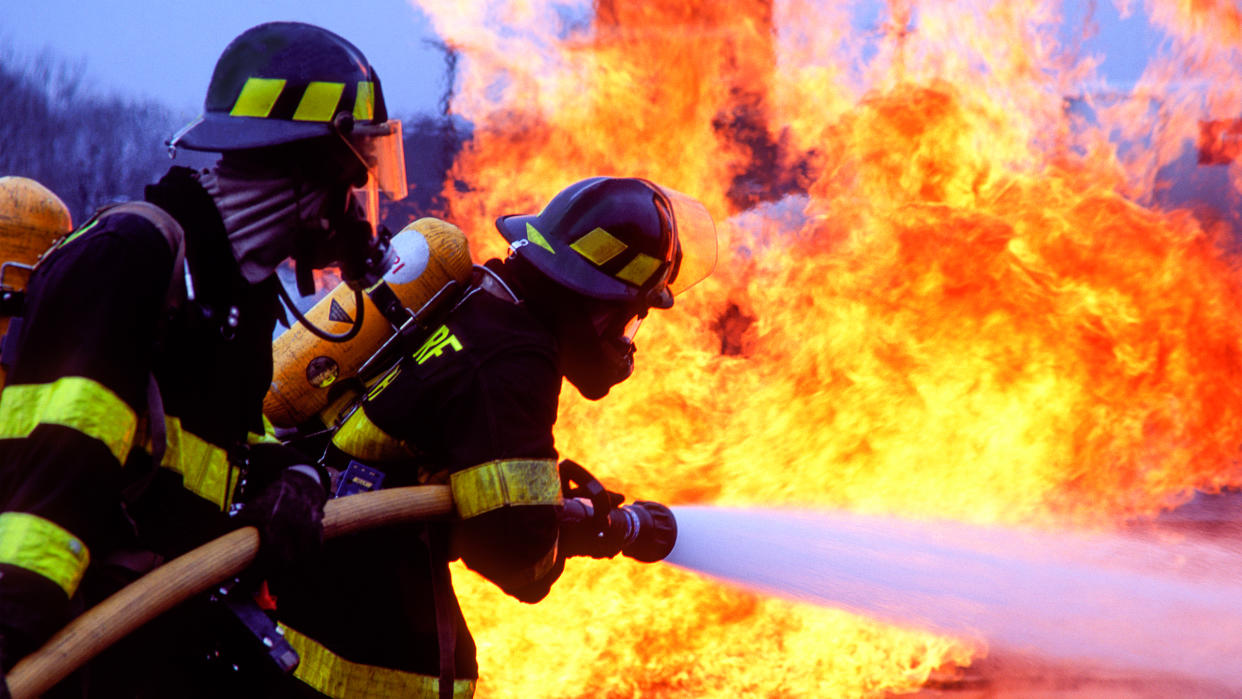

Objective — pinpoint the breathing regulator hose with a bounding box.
[277,279,365,343]
[278,226,395,344]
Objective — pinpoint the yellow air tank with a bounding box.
[0,177,74,388]
[264,217,473,428]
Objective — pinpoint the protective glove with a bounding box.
[556,496,628,559]
[232,466,326,582]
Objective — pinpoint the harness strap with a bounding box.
[95,201,188,311]
[97,202,187,500]
[419,524,457,699]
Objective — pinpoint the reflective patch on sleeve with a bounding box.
[571,227,627,266]
[615,252,661,287]
[450,459,562,520]
[293,81,346,122]
[230,77,287,118]
[279,623,476,698]
[0,377,138,465]
[354,81,375,121]
[144,415,240,511]
[331,407,418,464]
[0,512,90,597]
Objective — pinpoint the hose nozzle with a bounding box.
[557,497,678,563]
[616,500,677,562]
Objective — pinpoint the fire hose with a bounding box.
[4,468,676,699]
[4,485,455,699]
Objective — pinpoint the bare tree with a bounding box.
[0,44,179,222]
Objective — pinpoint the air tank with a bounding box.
[264,217,473,428]
[0,177,74,388]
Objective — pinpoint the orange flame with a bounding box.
[414,0,1242,694]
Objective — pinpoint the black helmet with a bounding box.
[171,22,389,151]
[169,21,408,291]
[495,177,717,310]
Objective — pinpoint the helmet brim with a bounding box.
[172,113,335,152]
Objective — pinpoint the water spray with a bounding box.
[665,506,1242,690]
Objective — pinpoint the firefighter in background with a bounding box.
[265,177,717,698]
[0,177,74,389]
[0,22,408,696]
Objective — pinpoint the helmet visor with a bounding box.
[654,184,717,297]
[350,119,408,201]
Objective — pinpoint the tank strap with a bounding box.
[97,201,188,311]
[96,201,189,498]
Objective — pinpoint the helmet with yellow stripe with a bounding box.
[495,177,717,399]
[495,177,717,311]
[170,22,407,214]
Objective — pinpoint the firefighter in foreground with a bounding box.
[0,22,407,696]
[262,177,717,698]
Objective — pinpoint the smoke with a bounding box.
[667,506,1242,691]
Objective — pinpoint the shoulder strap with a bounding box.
[98,201,188,311]
[97,201,187,482]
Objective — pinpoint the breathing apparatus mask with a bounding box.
[286,115,406,297]
[218,120,406,343]
[558,298,648,400]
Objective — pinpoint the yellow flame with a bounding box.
[413,0,1242,694]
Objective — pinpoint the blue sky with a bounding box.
[0,0,448,118]
[0,0,1165,123]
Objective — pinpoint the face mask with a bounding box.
[558,302,645,400]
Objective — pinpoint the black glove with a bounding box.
[233,467,326,581]
[556,497,628,559]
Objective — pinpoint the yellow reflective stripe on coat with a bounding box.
[0,512,90,597]
[247,415,280,446]
[331,407,418,464]
[148,415,239,510]
[450,459,561,519]
[279,624,475,699]
[0,377,137,464]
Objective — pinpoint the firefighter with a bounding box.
[265,177,717,698]
[0,22,407,696]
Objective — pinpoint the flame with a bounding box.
[412,0,1242,695]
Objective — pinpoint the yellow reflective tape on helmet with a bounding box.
[354,81,375,121]
[279,623,476,699]
[525,223,556,254]
[148,415,239,510]
[293,81,346,122]
[571,227,627,266]
[0,377,137,465]
[230,78,287,118]
[450,459,561,520]
[331,407,418,464]
[615,252,661,287]
[0,512,90,597]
